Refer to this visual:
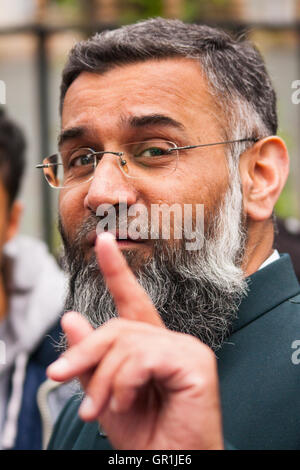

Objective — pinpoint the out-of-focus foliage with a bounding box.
[53,0,75,5]
[47,0,239,23]
[275,130,298,218]
[118,0,164,24]
[275,181,297,219]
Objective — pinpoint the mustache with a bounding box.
[59,177,248,351]
[59,202,207,255]
[58,208,154,278]
[59,203,151,248]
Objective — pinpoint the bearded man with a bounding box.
[44,18,300,450]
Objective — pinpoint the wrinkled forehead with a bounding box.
[61,58,225,141]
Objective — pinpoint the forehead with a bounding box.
[61,58,223,138]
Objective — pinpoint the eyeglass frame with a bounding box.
[36,137,258,189]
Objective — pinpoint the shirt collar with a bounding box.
[258,249,280,270]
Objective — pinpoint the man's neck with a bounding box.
[243,219,274,277]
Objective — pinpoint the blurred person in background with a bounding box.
[46,18,300,450]
[0,107,70,450]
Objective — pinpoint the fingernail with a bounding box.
[79,395,95,417]
[47,357,69,376]
[98,232,115,242]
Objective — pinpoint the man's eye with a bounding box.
[69,154,94,167]
[137,146,170,158]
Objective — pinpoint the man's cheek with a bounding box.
[59,189,85,238]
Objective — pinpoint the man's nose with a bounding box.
[83,154,137,212]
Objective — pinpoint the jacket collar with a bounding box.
[231,254,300,334]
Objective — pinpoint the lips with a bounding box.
[86,230,146,247]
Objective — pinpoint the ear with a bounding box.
[4,200,23,243]
[239,136,289,221]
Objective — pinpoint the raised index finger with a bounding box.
[95,232,164,327]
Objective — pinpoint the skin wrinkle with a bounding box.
[58,119,190,156]
[58,63,227,242]
[58,67,248,346]
[58,56,286,352]
[62,60,221,139]
[59,167,248,351]
[46,22,290,451]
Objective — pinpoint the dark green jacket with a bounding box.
[48,254,300,450]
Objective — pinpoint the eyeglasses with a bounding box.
[36,138,257,189]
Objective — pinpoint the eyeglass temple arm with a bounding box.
[170,138,259,152]
[36,162,64,169]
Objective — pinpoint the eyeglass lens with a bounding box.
[43,141,178,188]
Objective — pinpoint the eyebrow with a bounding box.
[58,126,85,148]
[126,114,186,131]
[58,114,186,148]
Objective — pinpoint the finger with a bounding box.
[46,318,161,384]
[95,232,164,327]
[81,351,161,421]
[47,317,123,382]
[78,347,130,421]
[62,311,93,347]
[110,356,154,414]
[60,311,95,388]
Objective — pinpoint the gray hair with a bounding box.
[60,18,277,139]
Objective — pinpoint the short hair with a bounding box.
[60,17,277,170]
[0,107,26,205]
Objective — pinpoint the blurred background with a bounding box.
[1,0,300,256]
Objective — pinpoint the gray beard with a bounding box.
[59,177,249,352]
